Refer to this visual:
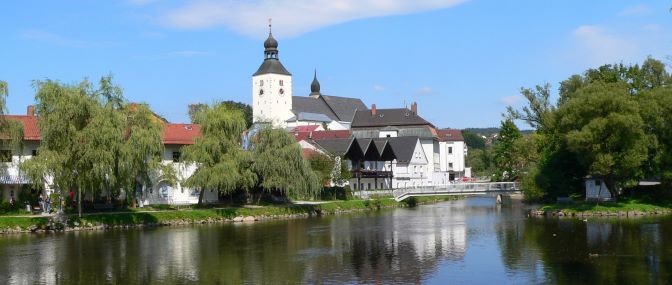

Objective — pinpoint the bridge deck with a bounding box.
[392,182,521,201]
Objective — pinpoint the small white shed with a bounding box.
[585,176,612,201]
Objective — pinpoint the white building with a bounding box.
[437,129,469,180]
[0,110,217,206]
[251,26,367,129]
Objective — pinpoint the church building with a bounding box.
[252,25,367,130]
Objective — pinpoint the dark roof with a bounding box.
[321,95,367,122]
[253,59,291,76]
[386,136,420,163]
[437,129,464,141]
[313,138,355,156]
[352,126,437,139]
[292,97,338,121]
[351,108,433,128]
[293,130,351,141]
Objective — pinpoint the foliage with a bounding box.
[507,57,672,201]
[465,148,494,178]
[251,128,321,199]
[20,76,167,216]
[493,119,522,181]
[189,101,253,128]
[307,152,335,186]
[319,186,352,201]
[462,130,486,150]
[181,103,256,204]
[0,80,24,154]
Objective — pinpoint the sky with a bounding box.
[1,0,671,129]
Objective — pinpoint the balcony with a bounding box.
[352,169,393,178]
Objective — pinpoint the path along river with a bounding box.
[1,197,671,284]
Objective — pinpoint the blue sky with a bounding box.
[1,1,670,128]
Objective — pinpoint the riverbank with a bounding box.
[530,199,672,218]
[0,196,460,234]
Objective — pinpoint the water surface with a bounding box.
[1,197,671,284]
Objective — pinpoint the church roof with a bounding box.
[253,59,291,76]
[292,97,338,121]
[351,108,433,128]
[321,95,367,121]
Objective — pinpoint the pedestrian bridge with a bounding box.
[392,182,521,202]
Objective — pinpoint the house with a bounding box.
[0,106,217,206]
[437,129,469,180]
[584,176,613,201]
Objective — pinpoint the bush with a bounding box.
[319,186,353,201]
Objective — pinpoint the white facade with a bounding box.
[585,178,612,201]
[252,73,294,127]
[439,140,468,178]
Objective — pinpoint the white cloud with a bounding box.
[128,0,159,5]
[643,24,661,32]
[159,0,469,38]
[21,29,117,48]
[373,84,385,92]
[618,4,651,16]
[415,86,435,95]
[570,25,638,66]
[498,95,522,105]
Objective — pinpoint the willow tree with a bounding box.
[181,103,256,205]
[251,128,320,200]
[0,81,24,153]
[118,104,172,207]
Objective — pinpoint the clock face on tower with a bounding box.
[279,88,284,96]
[259,89,264,96]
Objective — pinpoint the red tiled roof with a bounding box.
[162,124,201,145]
[292,125,321,132]
[437,129,464,142]
[2,115,202,145]
[4,115,41,141]
[292,130,351,142]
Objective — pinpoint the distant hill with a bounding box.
[462,127,534,136]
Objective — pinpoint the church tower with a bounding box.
[252,22,293,127]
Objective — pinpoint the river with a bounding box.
[0,197,671,284]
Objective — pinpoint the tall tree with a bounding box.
[190,101,253,129]
[462,130,486,150]
[181,103,256,205]
[556,82,648,198]
[0,81,24,152]
[493,119,522,181]
[251,128,320,199]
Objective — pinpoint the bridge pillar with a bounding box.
[496,194,523,205]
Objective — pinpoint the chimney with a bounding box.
[411,102,417,114]
[27,105,35,116]
[371,104,377,116]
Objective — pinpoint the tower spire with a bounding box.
[310,68,321,97]
[263,19,278,60]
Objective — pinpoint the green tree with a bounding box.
[307,152,335,186]
[251,128,320,200]
[0,81,24,153]
[462,130,486,150]
[190,101,253,129]
[493,119,522,181]
[181,103,256,205]
[556,82,648,198]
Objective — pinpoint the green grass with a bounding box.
[0,217,49,230]
[540,198,672,213]
[0,197,462,231]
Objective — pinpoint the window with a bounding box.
[449,163,453,169]
[279,80,284,86]
[380,183,384,189]
[386,134,391,138]
[595,180,601,186]
[0,150,11,162]
[172,152,181,162]
[31,149,38,156]
[354,183,357,190]
[260,80,264,86]
[368,183,371,190]
[448,147,453,154]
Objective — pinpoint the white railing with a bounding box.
[392,182,521,201]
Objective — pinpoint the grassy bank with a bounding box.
[535,198,672,217]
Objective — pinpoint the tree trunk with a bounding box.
[605,175,618,200]
[198,188,204,206]
[78,187,82,218]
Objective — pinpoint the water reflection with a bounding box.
[0,198,671,284]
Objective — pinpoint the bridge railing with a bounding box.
[392,182,521,200]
